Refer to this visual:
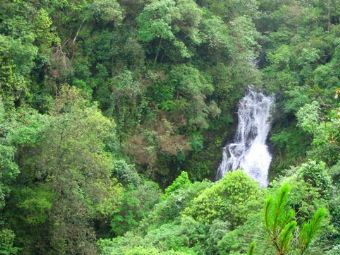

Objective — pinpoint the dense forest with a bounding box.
[1,0,340,254]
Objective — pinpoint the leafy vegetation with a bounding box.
[1,0,340,254]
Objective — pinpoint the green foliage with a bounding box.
[264,184,297,255]
[91,0,124,23]
[112,159,141,186]
[0,35,37,105]
[33,8,60,51]
[247,242,256,255]
[217,213,266,255]
[326,245,340,255]
[0,0,262,184]
[143,181,211,229]
[0,101,19,209]
[228,15,260,61]
[137,0,178,42]
[199,0,258,21]
[0,143,18,209]
[99,238,196,255]
[137,0,203,60]
[7,108,49,146]
[296,103,340,165]
[296,161,333,198]
[101,216,205,254]
[111,181,160,235]
[184,170,262,226]
[264,183,328,255]
[297,101,320,134]
[12,185,54,225]
[163,171,191,199]
[299,208,328,254]
[5,87,123,254]
[189,133,204,152]
[205,220,230,254]
[167,65,216,130]
[200,14,229,50]
[1,0,340,254]
[143,216,206,252]
[270,125,310,176]
[0,229,18,255]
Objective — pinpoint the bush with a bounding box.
[143,181,211,229]
[163,171,192,199]
[296,160,333,198]
[183,170,262,226]
[111,181,160,235]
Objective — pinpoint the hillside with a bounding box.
[1,1,340,254]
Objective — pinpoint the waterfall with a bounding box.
[217,88,274,186]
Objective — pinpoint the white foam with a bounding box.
[217,88,274,186]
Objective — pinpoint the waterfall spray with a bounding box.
[217,88,274,186]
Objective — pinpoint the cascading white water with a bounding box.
[217,88,274,186]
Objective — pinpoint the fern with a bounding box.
[263,183,327,255]
[299,208,328,255]
[247,242,256,255]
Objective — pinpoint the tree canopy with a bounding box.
[1,0,340,254]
